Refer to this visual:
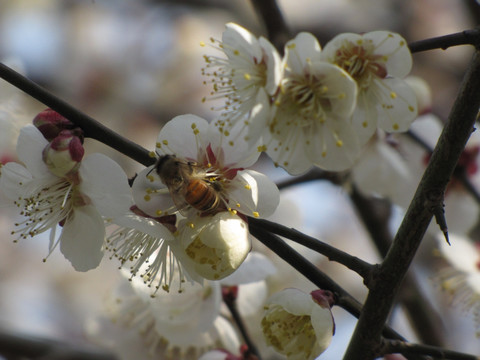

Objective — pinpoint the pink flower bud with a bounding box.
[42,130,85,177]
[33,109,84,142]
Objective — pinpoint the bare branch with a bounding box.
[248,218,373,280]
[409,28,480,53]
[382,339,480,360]
[344,49,480,360]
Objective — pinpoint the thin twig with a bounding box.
[223,287,261,359]
[382,339,480,360]
[408,28,480,53]
[249,218,373,280]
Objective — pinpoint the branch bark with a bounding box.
[343,49,480,359]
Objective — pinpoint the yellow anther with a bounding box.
[244,73,251,81]
[390,91,397,99]
[252,211,260,218]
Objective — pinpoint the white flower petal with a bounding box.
[284,32,321,74]
[365,30,412,78]
[59,204,105,271]
[221,251,276,285]
[305,119,362,171]
[156,114,209,159]
[268,288,314,316]
[310,303,335,353]
[0,162,33,200]
[260,36,283,95]
[16,125,50,178]
[237,280,269,317]
[307,62,357,119]
[79,153,132,218]
[229,169,279,218]
[375,77,418,133]
[264,130,314,175]
[132,166,176,217]
[223,22,262,61]
[437,233,480,273]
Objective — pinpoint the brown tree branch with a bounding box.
[343,49,480,360]
[381,339,480,360]
[249,217,373,280]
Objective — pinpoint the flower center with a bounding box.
[276,73,331,127]
[12,178,74,243]
[335,40,387,89]
[262,305,317,358]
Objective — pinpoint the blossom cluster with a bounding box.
[0,21,423,360]
[202,23,418,174]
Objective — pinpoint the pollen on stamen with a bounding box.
[338,92,346,99]
[390,91,397,99]
[146,174,155,182]
[155,209,163,216]
[234,50,240,55]
[244,184,251,190]
[229,141,234,146]
[362,121,368,128]
[200,41,206,47]
[252,211,260,218]
[162,140,169,145]
[144,195,151,201]
[322,151,327,157]
[408,105,415,112]
[236,203,241,207]
[287,43,296,49]
[257,145,267,152]
[193,129,200,135]
[244,73,251,80]
[229,208,238,215]
[336,140,343,147]
[393,123,400,130]
[188,222,195,229]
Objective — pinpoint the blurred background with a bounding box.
[0,0,479,359]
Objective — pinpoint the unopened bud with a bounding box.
[43,130,84,177]
[33,109,83,142]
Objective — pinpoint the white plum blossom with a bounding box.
[133,114,279,220]
[0,125,132,271]
[261,288,335,360]
[202,22,282,124]
[179,212,251,281]
[435,233,480,329]
[263,32,360,174]
[321,31,418,144]
[351,130,414,202]
[86,271,240,360]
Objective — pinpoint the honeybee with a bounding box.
[154,154,225,215]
